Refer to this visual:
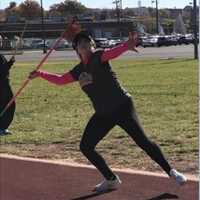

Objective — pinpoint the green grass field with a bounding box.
[0,58,198,174]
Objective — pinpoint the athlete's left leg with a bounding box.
[117,98,172,175]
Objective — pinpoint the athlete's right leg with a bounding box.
[80,113,116,180]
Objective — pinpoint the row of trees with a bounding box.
[3,0,87,20]
[3,0,197,21]
[1,0,198,34]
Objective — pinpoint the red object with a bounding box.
[33,42,130,85]
[37,71,75,85]
[101,42,129,62]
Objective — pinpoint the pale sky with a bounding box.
[0,0,198,10]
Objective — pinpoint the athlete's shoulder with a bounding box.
[72,62,83,69]
[69,62,83,80]
[93,49,104,56]
[91,49,105,63]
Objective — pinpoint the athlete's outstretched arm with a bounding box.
[101,32,139,63]
[29,70,75,85]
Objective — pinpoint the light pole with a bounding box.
[40,0,46,54]
[113,0,122,23]
[152,0,159,34]
[193,0,198,59]
[155,0,159,34]
[113,0,123,38]
[151,0,154,33]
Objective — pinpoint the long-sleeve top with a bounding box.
[36,41,129,85]
[36,41,131,115]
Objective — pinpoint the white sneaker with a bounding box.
[94,175,122,193]
[170,169,187,185]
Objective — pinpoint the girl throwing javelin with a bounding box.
[29,31,187,192]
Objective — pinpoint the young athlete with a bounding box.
[29,31,187,192]
[0,54,15,135]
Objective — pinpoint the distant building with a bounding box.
[167,8,182,18]
[133,7,149,16]
[0,19,137,39]
[0,10,6,22]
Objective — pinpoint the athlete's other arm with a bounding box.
[101,32,139,62]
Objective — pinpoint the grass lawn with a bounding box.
[0,58,198,174]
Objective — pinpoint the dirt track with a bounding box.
[0,155,198,200]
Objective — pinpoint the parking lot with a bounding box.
[4,44,194,62]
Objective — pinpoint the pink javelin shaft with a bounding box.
[0,29,68,117]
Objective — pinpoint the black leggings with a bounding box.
[80,98,172,180]
[0,83,15,130]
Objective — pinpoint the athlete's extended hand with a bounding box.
[127,32,139,53]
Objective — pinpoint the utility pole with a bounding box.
[155,0,159,34]
[152,0,159,34]
[40,0,46,54]
[193,0,198,59]
[113,0,122,23]
[113,0,122,38]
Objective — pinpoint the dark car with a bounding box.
[142,35,166,47]
[94,38,109,48]
[137,37,143,46]
[164,35,178,46]
[108,39,122,47]
[177,34,194,45]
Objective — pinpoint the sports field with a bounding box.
[0,58,198,174]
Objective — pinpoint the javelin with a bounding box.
[0,22,73,118]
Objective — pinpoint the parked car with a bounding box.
[185,34,194,44]
[164,35,178,46]
[108,39,122,47]
[33,42,48,49]
[94,38,109,48]
[137,37,143,46]
[142,35,166,47]
[30,39,43,48]
[140,36,151,47]
[177,34,193,45]
[23,39,32,49]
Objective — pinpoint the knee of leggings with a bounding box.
[135,137,157,153]
[80,141,94,155]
